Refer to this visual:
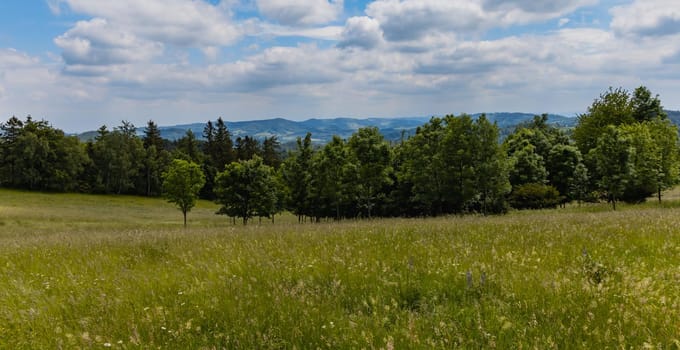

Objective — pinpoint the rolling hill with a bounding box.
[77,112,580,144]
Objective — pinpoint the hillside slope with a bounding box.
[78,112,580,143]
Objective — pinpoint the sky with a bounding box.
[0,0,679,132]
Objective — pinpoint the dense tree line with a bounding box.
[1,86,678,224]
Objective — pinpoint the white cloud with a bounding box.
[256,0,344,26]
[366,0,486,41]
[52,0,240,62]
[243,19,343,40]
[0,48,40,68]
[338,16,384,49]
[59,0,240,46]
[611,0,680,37]
[54,18,163,65]
[365,0,596,41]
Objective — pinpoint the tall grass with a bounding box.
[0,189,678,348]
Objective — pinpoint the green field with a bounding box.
[1,189,679,349]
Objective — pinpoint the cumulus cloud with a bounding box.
[337,16,384,49]
[365,0,596,42]
[256,0,344,26]
[366,0,486,41]
[57,44,342,96]
[54,18,163,65]
[0,48,40,68]
[212,45,342,91]
[58,0,240,46]
[51,0,240,65]
[611,0,680,37]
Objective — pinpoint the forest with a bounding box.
[1,86,677,224]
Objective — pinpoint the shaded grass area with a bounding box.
[0,189,679,348]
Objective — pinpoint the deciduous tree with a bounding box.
[162,159,205,227]
[215,156,278,225]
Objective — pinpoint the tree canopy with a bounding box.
[162,159,206,227]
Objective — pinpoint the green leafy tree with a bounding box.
[506,115,570,161]
[442,115,478,212]
[142,120,169,196]
[648,118,680,201]
[631,86,667,122]
[591,126,633,210]
[574,87,635,156]
[547,144,586,204]
[90,122,145,194]
[310,136,352,220]
[575,86,675,205]
[215,156,278,225]
[396,115,509,215]
[0,116,87,191]
[174,130,203,163]
[570,162,590,205]
[505,115,574,202]
[213,118,235,169]
[201,121,218,200]
[143,120,164,151]
[619,123,658,202]
[0,116,24,185]
[162,159,205,227]
[508,144,547,187]
[235,136,261,161]
[281,133,314,222]
[472,115,511,214]
[201,118,235,200]
[262,136,282,169]
[398,117,448,215]
[348,127,393,218]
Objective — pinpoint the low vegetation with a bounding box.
[1,189,678,348]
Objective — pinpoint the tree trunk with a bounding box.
[183,210,187,227]
[658,187,662,203]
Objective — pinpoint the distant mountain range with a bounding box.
[76,111,680,144]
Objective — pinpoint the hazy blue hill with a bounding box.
[667,110,680,125]
[77,113,583,143]
[477,113,577,128]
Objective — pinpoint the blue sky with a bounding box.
[0,0,679,131]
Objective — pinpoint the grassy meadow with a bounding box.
[0,189,679,349]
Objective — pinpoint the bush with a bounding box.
[509,183,562,210]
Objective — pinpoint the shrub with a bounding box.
[509,183,562,210]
